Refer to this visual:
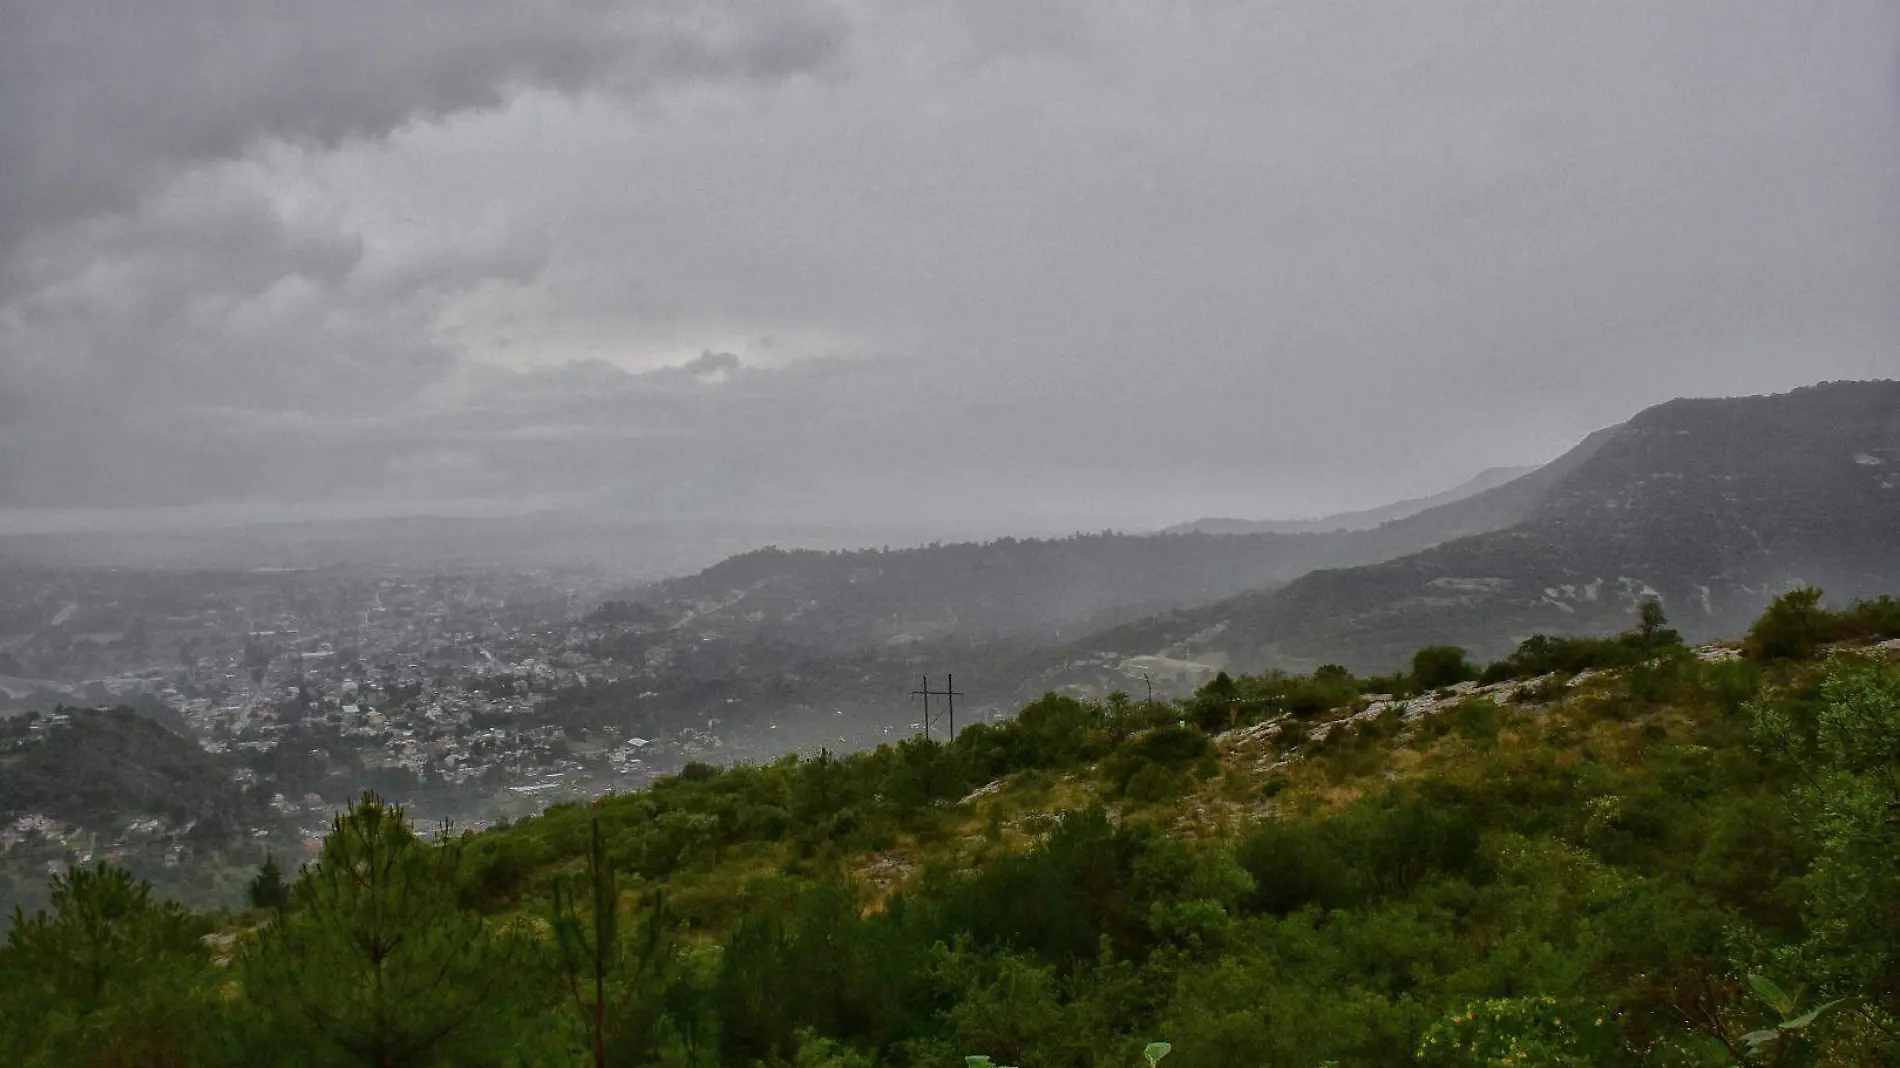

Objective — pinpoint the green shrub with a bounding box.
[1105,724,1214,797]
[1511,676,1569,705]
[1702,659,1761,718]
[1188,672,1241,732]
[1235,820,1355,914]
[1744,590,1900,662]
[1840,594,1900,641]
[1746,588,1837,661]
[1451,698,1500,747]
[1482,602,1687,683]
[1413,645,1477,690]
[1125,763,1187,803]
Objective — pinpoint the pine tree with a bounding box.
[551,816,671,1067]
[247,852,290,911]
[0,863,218,1066]
[239,791,533,1067]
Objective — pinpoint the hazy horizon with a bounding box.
[0,450,1558,538]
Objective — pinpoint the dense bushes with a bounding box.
[1186,668,1360,732]
[1744,588,1900,661]
[1478,600,1687,684]
[1411,645,1477,690]
[1104,725,1216,800]
[1236,789,1483,915]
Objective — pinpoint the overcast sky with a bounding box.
[3,0,1897,537]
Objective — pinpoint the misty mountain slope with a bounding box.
[547,430,1620,736]
[1164,464,1535,535]
[1061,381,1900,676]
[602,446,1608,660]
[1532,384,1900,559]
[1330,426,1615,555]
[610,534,1361,655]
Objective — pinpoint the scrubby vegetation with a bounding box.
[3,591,1900,1066]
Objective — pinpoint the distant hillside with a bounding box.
[1329,429,1613,552]
[613,532,1376,656]
[606,455,1598,661]
[0,708,280,920]
[1164,464,1535,535]
[557,429,1619,734]
[0,708,253,825]
[1055,380,1900,678]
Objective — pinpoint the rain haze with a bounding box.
[4,0,1898,549]
[14,5,1900,1023]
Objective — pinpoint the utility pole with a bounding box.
[910,674,964,740]
[911,675,930,741]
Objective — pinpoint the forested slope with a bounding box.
[0,709,280,929]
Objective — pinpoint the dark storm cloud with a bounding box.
[0,0,848,249]
[0,0,851,509]
[2,1,1897,531]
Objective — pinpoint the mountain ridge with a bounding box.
[603,435,1611,660]
[1162,464,1537,536]
[1045,380,1900,680]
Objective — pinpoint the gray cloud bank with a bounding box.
[3,0,1896,534]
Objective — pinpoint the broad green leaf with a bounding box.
[1779,998,1843,1032]
[1143,1041,1173,1066]
[1747,974,1793,1014]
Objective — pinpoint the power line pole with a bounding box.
[911,675,930,741]
[910,674,964,740]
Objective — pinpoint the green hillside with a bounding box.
[0,709,282,926]
[0,709,247,825]
[3,592,1899,1066]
